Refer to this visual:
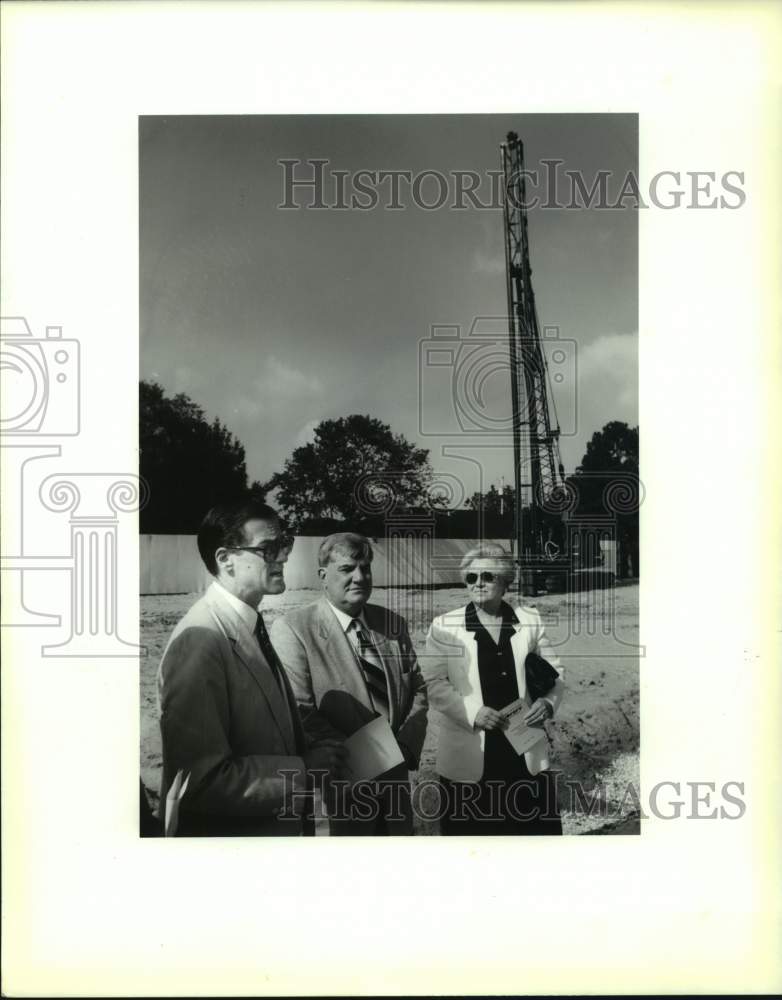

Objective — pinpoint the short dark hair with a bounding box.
[317,531,374,568]
[197,499,280,576]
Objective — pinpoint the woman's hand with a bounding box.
[474,707,508,731]
[523,698,553,727]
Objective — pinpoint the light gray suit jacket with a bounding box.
[270,598,428,770]
[157,583,308,836]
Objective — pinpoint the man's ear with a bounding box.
[317,566,326,584]
[215,547,233,573]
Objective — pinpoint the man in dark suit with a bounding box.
[156,499,344,836]
[270,532,428,835]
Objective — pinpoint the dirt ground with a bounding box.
[140,583,640,835]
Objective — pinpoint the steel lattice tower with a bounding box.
[501,131,567,582]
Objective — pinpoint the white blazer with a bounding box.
[423,603,564,782]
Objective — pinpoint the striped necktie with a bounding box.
[350,618,390,720]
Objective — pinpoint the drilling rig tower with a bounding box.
[501,130,569,593]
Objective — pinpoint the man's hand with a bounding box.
[304,740,350,780]
[523,698,553,727]
[474,707,509,731]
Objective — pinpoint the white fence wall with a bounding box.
[140,535,617,594]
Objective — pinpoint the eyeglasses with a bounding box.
[229,533,295,563]
[465,571,497,585]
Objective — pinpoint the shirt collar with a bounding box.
[212,579,259,634]
[465,600,519,632]
[326,599,367,633]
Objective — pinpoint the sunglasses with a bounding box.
[229,533,295,563]
[465,571,498,585]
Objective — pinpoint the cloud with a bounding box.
[471,213,506,275]
[232,357,324,419]
[172,365,205,394]
[222,358,328,481]
[295,418,320,446]
[552,331,638,470]
[577,332,638,410]
[471,248,506,275]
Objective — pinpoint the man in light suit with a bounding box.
[156,499,344,836]
[270,532,428,835]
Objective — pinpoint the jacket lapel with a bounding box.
[463,624,481,704]
[364,605,403,728]
[206,588,296,752]
[276,659,308,754]
[458,604,484,690]
[455,607,484,748]
[317,599,374,711]
[510,627,529,702]
[235,625,297,748]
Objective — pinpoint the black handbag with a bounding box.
[524,652,560,702]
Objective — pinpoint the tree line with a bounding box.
[139,380,639,574]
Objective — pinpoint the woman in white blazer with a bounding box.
[423,543,565,835]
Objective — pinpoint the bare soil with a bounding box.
[141,584,640,835]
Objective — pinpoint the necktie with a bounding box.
[350,619,390,720]
[254,614,284,694]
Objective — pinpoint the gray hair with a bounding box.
[318,532,374,568]
[460,543,517,586]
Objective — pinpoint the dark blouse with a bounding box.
[465,601,527,779]
[465,600,520,708]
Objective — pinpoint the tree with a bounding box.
[140,380,265,532]
[265,415,435,530]
[577,420,638,476]
[466,484,516,517]
[567,420,640,577]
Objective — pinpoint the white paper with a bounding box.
[312,789,330,837]
[163,769,189,838]
[500,698,547,756]
[344,716,405,782]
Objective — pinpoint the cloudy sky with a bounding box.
[140,114,637,500]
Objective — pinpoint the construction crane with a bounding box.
[500,131,569,593]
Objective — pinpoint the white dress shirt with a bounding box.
[326,599,368,651]
[212,580,259,634]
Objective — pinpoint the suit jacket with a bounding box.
[156,582,309,836]
[270,598,428,769]
[423,603,565,782]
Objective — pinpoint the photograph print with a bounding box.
[139,114,640,838]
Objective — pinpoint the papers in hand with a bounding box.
[164,769,190,837]
[344,716,405,782]
[500,698,547,755]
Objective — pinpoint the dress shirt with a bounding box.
[326,600,369,646]
[213,579,259,634]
